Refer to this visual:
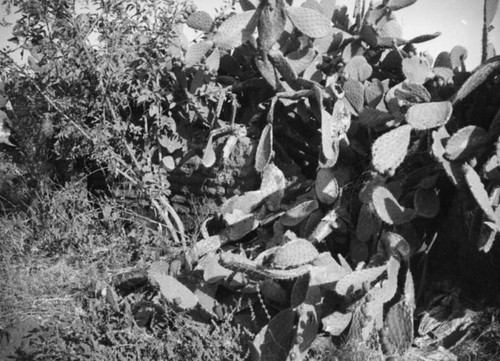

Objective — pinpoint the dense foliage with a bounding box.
[1,0,500,360]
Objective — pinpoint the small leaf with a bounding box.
[372,186,416,225]
[372,124,412,174]
[255,123,273,172]
[286,6,331,38]
[406,101,453,130]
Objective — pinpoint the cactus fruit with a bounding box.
[186,10,213,32]
[372,124,412,175]
[271,238,319,269]
[285,6,331,39]
[444,125,490,162]
[372,186,416,225]
[406,101,453,130]
[414,187,440,218]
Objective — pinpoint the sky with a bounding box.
[0,0,499,70]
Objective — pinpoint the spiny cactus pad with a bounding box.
[255,122,273,172]
[213,10,256,50]
[372,186,416,225]
[185,40,214,68]
[463,164,497,224]
[271,238,319,269]
[285,6,331,38]
[372,124,412,174]
[315,168,339,205]
[344,79,365,114]
[451,56,500,105]
[444,125,490,162]
[186,10,213,32]
[335,264,387,296]
[402,56,434,84]
[147,271,198,310]
[406,101,453,130]
[344,56,373,82]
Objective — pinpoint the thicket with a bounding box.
[1,0,500,360]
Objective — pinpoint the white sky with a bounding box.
[1,0,499,69]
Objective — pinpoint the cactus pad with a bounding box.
[271,238,319,269]
[372,124,412,175]
[335,264,387,296]
[286,6,331,38]
[147,271,198,310]
[213,10,256,50]
[406,101,453,130]
[451,56,500,105]
[372,186,416,225]
[344,79,365,114]
[414,187,440,218]
[402,56,434,84]
[463,164,497,223]
[344,56,373,82]
[186,10,213,32]
[315,168,339,205]
[185,40,214,68]
[444,125,490,162]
